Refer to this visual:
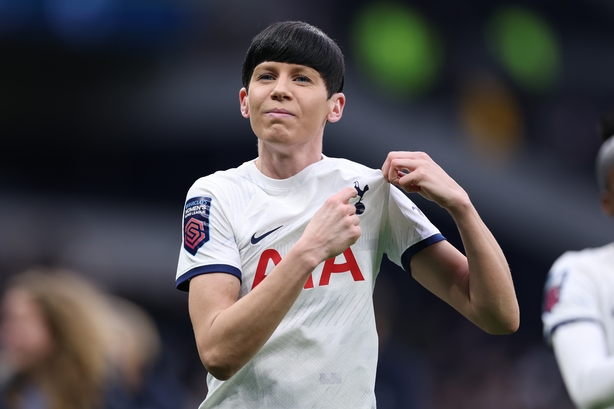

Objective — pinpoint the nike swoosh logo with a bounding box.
[250,225,283,245]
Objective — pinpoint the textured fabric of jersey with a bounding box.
[542,243,614,346]
[176,157,445,409]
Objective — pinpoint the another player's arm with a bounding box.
[382,151,519,334]
[188,187,361,380]
[552,321,614,409]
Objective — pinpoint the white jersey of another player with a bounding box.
[542,243,614,408]
[176,156,444,409]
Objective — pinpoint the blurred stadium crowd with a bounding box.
[2,0,614,407]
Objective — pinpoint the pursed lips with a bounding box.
[266,108,294,118]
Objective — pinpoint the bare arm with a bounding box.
[188,187,361,380]
[382,151,519,334]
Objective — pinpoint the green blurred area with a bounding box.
[351,2,444,98]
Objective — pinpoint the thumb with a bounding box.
[338,186,358,203]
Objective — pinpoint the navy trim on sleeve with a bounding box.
[400,233,446,274]
[545,318,603,345]
[176,264,242,292]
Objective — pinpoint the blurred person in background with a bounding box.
[0,267,121,409]
[106,296,187,409]
[542,112,614,409]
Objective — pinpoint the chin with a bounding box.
[258,130,296,145]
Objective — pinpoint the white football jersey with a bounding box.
[176,156,444,409]
[542,243,614,349]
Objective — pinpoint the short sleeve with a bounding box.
[384,186,445,272]
[542,254,601,344]
[175,179,242,291]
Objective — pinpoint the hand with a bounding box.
[300,187,362,263]
[382,151,469,211]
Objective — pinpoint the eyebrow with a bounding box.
[255,62,318,76]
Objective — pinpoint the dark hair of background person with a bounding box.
[599,111,614,142]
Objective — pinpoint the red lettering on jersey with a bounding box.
[252,249,281,289]
[319,248,364,286]
[304,274,314,289]
[252,249,314,290]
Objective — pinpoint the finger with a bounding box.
[386,161,405,184]
[397,169,410,179]
[383,156,396,182]
[382,152,406,180]
[382,152,402,181]
[381,155,391,181]
[391,157,415,172]
[337,186,358,203]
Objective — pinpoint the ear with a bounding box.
[326,92,345,123]
[239,87,250,118]
[601,191,614,216]
[601,167,614,216]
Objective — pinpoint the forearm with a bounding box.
[190,243,320,380]
[190,187,361,380]
[381,151,518,332]
[448,199,519,334]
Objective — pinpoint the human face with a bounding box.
[239,61,345,153]
[0,288,54,372]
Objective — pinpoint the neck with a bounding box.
[256,141,323,179]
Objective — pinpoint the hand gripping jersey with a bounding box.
[542,243,614,346]
[176,156,445,409]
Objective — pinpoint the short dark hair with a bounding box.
[599,111,614,143]
[596,111,614,191]
[241,21,345,99]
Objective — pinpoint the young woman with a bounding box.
[176,21,519,409]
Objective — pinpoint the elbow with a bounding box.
[204,363,237,381]
[479,307,520,335]
[198,346,244,381]
[485,318,519,335]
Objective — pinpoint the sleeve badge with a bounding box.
[183,196,212,256]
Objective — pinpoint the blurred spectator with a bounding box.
[0,267,187,409]
[0,267,118,409]
[105,296,187,409]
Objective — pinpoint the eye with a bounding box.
[257,73,275,81]
[295,75,312,83]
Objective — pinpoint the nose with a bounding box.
[270,76,292,101]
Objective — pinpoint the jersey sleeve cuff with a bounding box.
[544,317,603,345]
[176,264,242,292]
[401,233,446,274]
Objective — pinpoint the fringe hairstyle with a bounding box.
[241,21,345,99]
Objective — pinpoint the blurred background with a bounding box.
[1,0,613,407]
